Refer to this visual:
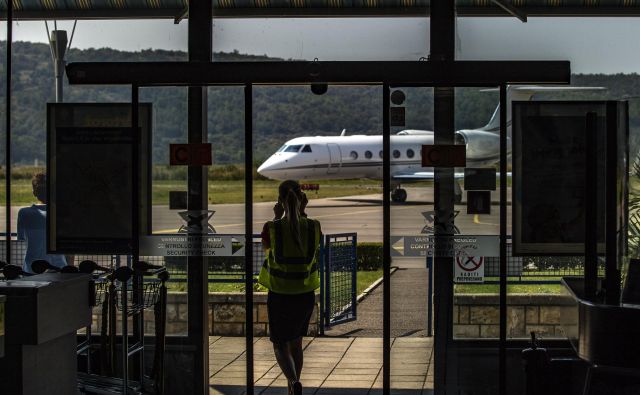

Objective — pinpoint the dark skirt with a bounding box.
[267,290,315,344]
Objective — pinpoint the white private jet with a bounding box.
[257,86,605,203]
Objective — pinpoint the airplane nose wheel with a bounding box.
[391,188,407,203]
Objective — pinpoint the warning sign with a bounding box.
[454,255,484,283]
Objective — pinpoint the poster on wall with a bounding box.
[47,104,151,254]
[512,101,628,256]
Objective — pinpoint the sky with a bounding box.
[8,17,640,74]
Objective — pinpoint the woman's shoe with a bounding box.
[292,381,302,395]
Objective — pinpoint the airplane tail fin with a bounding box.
[479,86,607,134]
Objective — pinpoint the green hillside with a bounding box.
[0,41,639,165]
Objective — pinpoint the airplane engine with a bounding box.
[454,130,510,165]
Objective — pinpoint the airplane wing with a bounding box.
[392,171,466,180]
[392,171,511,180]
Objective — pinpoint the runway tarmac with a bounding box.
[151,187,512,242]
[0,187,512,243]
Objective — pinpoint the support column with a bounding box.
[430,1,456,394]
[49,30,67,103]
[187,5,212,394]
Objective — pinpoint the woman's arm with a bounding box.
[261,222,270,251]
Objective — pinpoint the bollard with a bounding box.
[522,331,550,395]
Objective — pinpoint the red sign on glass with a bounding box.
[170,143,212,166]
[421,145,466,167]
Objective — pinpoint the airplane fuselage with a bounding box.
[257,133,502,181]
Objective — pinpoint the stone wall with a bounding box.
[453,294,576,339]
[91,292,320,337]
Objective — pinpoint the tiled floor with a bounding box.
[210,336,434,395]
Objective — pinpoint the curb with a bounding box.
[356,266,398,303]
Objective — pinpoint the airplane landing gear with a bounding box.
[391,188,407,203]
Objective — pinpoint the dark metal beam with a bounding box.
[382,84,391,395]
[186,0,211,393]
[5,6,640,20]
[431,1,456,394]
[605,101,622,305]
[244,84,255,395]
[66,61,570,86]
[5,0,12,268]
[499,84,508,395]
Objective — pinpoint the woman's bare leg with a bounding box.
[273,342,298,385]
[291,337,304,379]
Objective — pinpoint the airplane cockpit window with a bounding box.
[302,145,312,153]
[277,145,287,152]
[284,145,303,152]
[406,149,415,158]
[365,150,373,159]
[350,151,359,160]
[393,149,401,159]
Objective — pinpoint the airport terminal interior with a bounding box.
[1,1,640,395]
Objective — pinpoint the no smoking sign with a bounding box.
[454,255,484,283]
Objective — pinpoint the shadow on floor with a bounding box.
[210,385,434,395]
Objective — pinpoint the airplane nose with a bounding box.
[257,157,278,179]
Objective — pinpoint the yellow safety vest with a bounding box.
[258,217,321,294]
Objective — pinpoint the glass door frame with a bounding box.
[64,61,569,394]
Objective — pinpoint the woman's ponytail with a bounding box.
[284,188,303,251]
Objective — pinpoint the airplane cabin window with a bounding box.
[407,149,415,158]
[284,145,303,152]
[302,145,312,153]
[393,149,401,159]
[365,150,373,159]
[379,150,383,159]
[350,151,358,160]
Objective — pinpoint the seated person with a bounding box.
[17,173,72,273]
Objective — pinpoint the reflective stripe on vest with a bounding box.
[261,261,319,280]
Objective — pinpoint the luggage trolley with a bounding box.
[77,260,169,395]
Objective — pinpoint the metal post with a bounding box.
[430,1,456,393]
[187,3,212,394]
[585,112,598,300]
[351,233,357,320]
[427,257,433,337]
[319,236,325,335]
[5,0,12,266]
[605,102,621,305]
[244,83,254,394]
[325,235,332,328]
[49,30,68,103]
[129,83,140,394]
[499,84,508,395]
[382,83,391,395]
[130,83,143,385]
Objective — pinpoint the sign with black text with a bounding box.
[47,103,151,254]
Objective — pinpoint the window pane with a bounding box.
[285,145,302,152]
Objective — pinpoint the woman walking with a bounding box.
[259,180,322,395]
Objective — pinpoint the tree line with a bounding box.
[0,41,638,165]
